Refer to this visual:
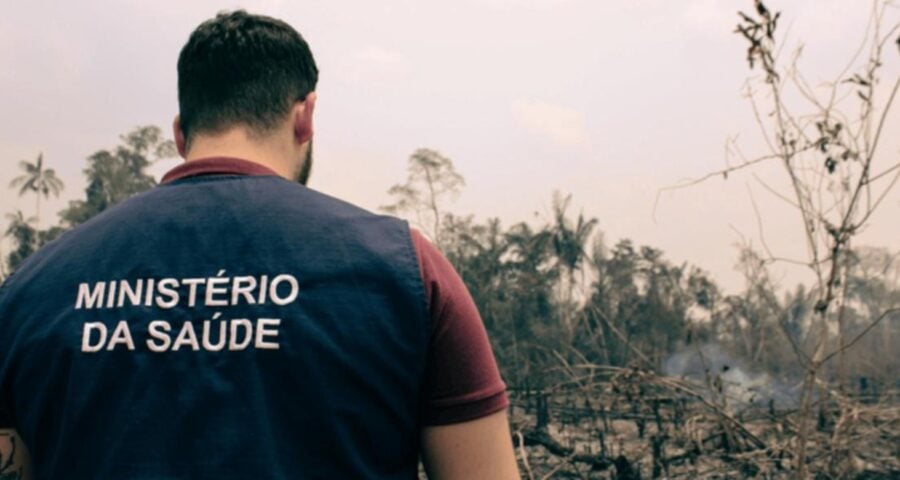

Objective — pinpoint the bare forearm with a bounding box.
[0,429,32,480]
[421,410,519,480]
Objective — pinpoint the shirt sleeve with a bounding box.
[410,229,509,426]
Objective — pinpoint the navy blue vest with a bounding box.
[0,173,430,479]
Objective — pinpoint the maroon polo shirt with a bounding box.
[162,157,509,425]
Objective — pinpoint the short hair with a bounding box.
[177,10,318,148]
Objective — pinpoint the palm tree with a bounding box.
[4,210,36,237]
[9,152,65,226]
[4,210,38,271]
[550,193,598,276]
[549,192,598,342]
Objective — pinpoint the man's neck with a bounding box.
[186,129,296,180]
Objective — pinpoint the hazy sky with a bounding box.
[1,0,898,292]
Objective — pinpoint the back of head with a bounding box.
[177,10,319,150]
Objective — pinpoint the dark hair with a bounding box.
[177,10,318,147]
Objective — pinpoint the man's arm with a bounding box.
[0,429,32,479]
[420,409,519,480]
[410,229,519,478]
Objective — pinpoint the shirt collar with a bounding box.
[161,157,280,184]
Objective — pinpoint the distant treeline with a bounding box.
[4,129,898,399]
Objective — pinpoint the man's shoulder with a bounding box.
[1,178,416,294]
[64,175,395,233]
[161,175,390,222]
[0,188,156,296]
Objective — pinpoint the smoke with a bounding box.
[663,343,799,408]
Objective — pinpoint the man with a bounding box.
[0,10,519,479]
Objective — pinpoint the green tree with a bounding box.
[841,247,900,392]
[9,152,64,226]
[60,126,175,227]
[501,222,559,383]
[4,211,38,272]
[442,216,559,386]
[548,193,598,343]
[381,148,465,250]
[585,238,714,370]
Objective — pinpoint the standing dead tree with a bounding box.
[658,0,899,476]
[734,1,899,475]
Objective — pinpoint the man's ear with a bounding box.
[292,91,317,145]
[173,116,187,158]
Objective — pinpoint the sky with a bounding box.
[1,0,898,293]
